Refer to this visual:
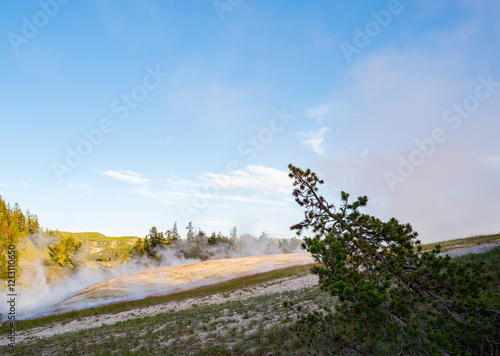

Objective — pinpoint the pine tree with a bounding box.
[230,226,237,240]
[145,226,166,259]
[186,221,195,240]
[285,164,499,355]
[172,222,180,241]
[132,238,146,257]
[208,231,218,245]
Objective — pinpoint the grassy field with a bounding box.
[419,232,500,252]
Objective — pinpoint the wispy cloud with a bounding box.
[102,170,150,186]
[153,137,171,146]
[129,165,292,209]
[132,187,288,207]
[306,101,347,123]
[479,156,500,164]
[0,182,36,189]
[163,165,292,196]
[64,182,92,193]
[298,127,330,157]
[199,165,291,195]
[20,183,36,188]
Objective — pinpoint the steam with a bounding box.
[0,232,303,320]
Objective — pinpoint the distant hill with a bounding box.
[58,232,139,264]
[20,232,139,270]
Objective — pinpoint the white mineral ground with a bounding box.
[0,253,316,345]
[46,253,315,312]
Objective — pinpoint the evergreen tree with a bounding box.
[196,228,207,240]
[186,221,195,240]
[208,231,218,245]
[216,231,228,244]
[132,238,146,257]
[172,222,181,240]
[230,226,237,240]
[145,226,166,259]
[285,164,499,355]
[165,222,181,244]
[48,235,80,266]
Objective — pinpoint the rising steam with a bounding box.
[0,232,303,320]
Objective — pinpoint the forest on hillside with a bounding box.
[0,196,39,279]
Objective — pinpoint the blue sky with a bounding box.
[0,0,499,242]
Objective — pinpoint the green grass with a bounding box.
[59,232,139,250]
[60,232,139,241]
[419,232,499,252]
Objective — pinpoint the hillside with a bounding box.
[58,231,139,265]
[19,232,139,268]
[13,232,139,285]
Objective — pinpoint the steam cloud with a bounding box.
[0,232,303,320]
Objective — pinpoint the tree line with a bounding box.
[132,222,302,262]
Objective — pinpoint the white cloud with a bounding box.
[199,165,292,195]
[102,170,150,185]
[479,156,500,164]
[0,182,36,189]
[161,165,292,196]
[297,127,330,157]
[305,102,347,123]
[20,183,36,188]
[165,175,194,186]
[132,187,287,207]
[153,138,171,146]
[129,165,293,211]
[64,182,92,193]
